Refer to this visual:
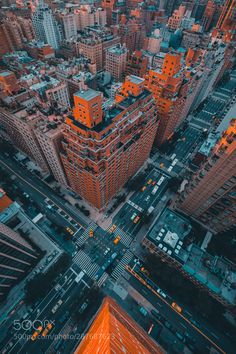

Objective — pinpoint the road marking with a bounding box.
[0,159,85,229]
[126,266,226,354]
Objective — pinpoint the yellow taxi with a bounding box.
[171,302,182,313]
[42,323,53,337]
[113,236,121,245]
[147,179,153,185]
[31,326,43,341]
[89,228,94,237]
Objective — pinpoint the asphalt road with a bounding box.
[113,168,170,235]
[125,261,235,354]
[1,267,93,354]
[0,155,90,229]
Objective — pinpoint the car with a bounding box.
[145,195,151,202]
[42,323,53,337]
[104,248,110,255]
[140,267,150,276]
[147,179,153,185]
[31,326,43,341]
[157,289,167,298]
[139,307,148,316]
[89,228,94,237]
[141,186,147,192]
[66,227,74,236]
[109,224,117,233]
[152,181,157,185]
[172,302,182,313]
[131,212,137,221]
[159,163,165,168]
[133,216,140,224]
[113,236,121,245]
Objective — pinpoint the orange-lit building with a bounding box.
[176,119,236,233]
[0,71,20,95]
[74,297,164,354]
[61,75,158,209]
[145,52,188,146]
[125,51,148,78]
[25,42,55,60]
[217,0,236,31]
[0,189,13,213]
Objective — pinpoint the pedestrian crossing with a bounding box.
[73,250,100,278]
[111,250,133,281]
[74,222,98,246]
[107,224,133,247]
[97,272,108,287]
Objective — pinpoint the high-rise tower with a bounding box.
[176,119,236,233]
[61,75,158,209]
[74,297,164,354]
[32,0,61,49]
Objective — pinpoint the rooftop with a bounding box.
[0,71,11,77]
[146,208,192,264]
[107,44,127,55]
[74,88,101,101]
[184,245,236,305]
[128,75,145,85]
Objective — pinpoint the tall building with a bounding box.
[105,44,127,81]
[216,0,236,31]
[61,75,158,209]
[145,52,189,146]
[74,297,164,354]
[0,221,39,299]
[60,12,77,40]
[201,0,216,31]
[32,0,61,49]
[125,51,148,78]
[0,70,20,95]
[176,119,236,233]
[168,5,186,31]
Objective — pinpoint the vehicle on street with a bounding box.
[139,307,148,316]
[31,326,43,341]
[147,179,153,185]
[113,236,121,245]
[89,228,94,237]
[42,323,53,337]
[133,216,140,224]
[172,302,182,313]
[141,186,147,192]
[131,212,137,221]
[109,224,117,233]
[52,299,63,314]
[66,227,74,236]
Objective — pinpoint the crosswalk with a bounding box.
[97,272,109,287]
[107,224,133,247]
[73,250,100,278]
[111,250,133,281]
[74,222,98,246]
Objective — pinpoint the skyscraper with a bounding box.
[105,44,128,82]
[0,222,39,299]
[145,52,188,146]
[217,0,236,31]
[61,75,158,209]
[74,297,164,354]
[32,0,61,49]
[176,119,236,233]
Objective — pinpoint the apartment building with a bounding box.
[105,44,128,81]
[176,119,236,233]
[61,75,158,209]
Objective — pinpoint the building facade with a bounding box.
[75,297,164,353]
[105,44,127,81]
[176,119,236,233]
[61,75,158,209]
[0,222,39,300]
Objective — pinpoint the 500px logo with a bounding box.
[13,319,55,331]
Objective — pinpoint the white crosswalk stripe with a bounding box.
[75,222,98,246]
[73,250,99,278]
[111,250,133,281]
[107,224,132,247]
[96,272,109,287]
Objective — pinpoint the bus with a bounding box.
[32,213,44,224]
